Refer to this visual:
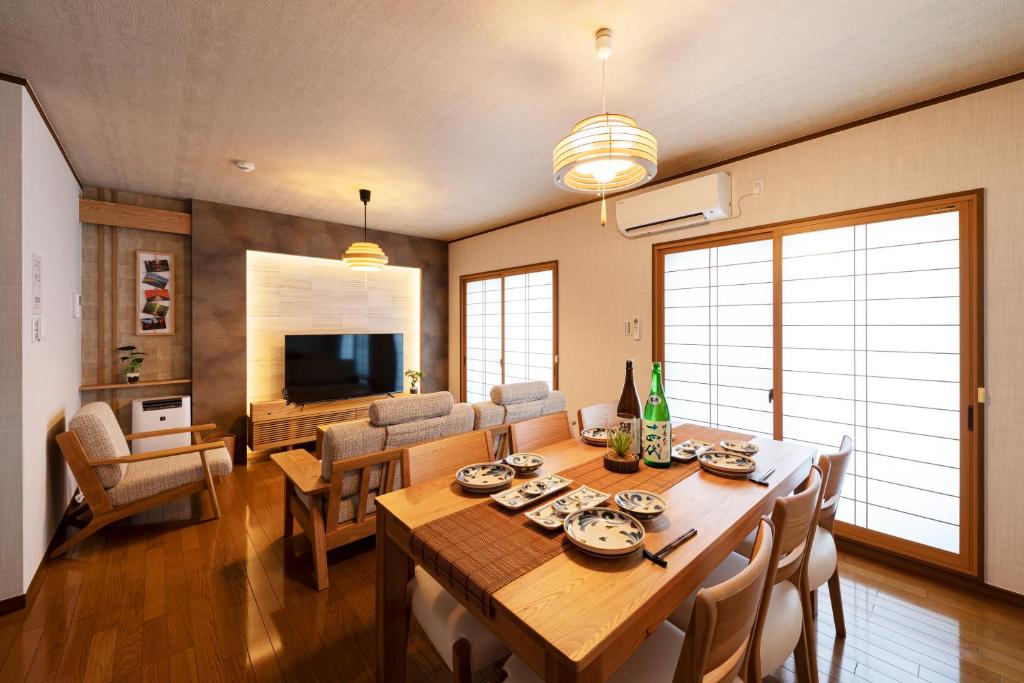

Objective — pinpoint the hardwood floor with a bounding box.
[2,459,1022,682]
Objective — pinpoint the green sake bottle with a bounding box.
[642,362,672,468]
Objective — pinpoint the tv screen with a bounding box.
[284,333,403,404]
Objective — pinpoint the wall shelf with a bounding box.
[80,378,192,391]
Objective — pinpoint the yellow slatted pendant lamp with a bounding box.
[343,188,389,271]
[553,28,657,225]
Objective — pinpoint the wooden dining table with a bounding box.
[375,431,817,682]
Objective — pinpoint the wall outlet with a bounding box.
[753,179,764,196]
[72,292,82,319]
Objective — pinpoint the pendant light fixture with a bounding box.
[342,188,389,271]
[552,28,657,226]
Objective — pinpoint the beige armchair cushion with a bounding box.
[107,446,233,507]
[69,402,130,488]
[369,391,455,426]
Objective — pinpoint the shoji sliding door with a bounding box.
[461,262,558,404]
[655,192,982,576]
[662,238,774,438]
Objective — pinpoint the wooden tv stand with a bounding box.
[249,393,407,452]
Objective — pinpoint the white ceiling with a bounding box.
[2,1,1022,240]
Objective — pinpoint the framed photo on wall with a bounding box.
[137,251,174,335]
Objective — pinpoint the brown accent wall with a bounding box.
[191,200,448,460]
[81,188,192,429]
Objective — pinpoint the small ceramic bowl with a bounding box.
[519,479,551,497]
[505,453,544,474]
[614,490,667,521]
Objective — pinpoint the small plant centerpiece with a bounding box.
[404,369,424,394]
[117,345,147,384]
[603,426,640,473]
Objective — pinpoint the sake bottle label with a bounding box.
[642,420,672,464]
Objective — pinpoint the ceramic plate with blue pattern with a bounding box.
[564,507,646,557]
[455,462,515,492]
[490,473,571,509]
[525,486,610,529]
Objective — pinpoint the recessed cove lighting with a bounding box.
[234,160,256,173]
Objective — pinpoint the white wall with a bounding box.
[449,80,1024,593]
[19,88,82,590]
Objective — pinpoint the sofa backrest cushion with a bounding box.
[369,391,455,426]
[471,390,567,430]
[321,419,387,481]
[69,402,129,488]
[471,401,505,430]
[321,402,475,482]
[490,381,549,406]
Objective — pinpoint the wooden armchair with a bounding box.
[52,401,232,558]
[283,447,409,590]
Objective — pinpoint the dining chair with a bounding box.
[406,429,494,485]
[669,465,825,683]
[408,566,510,683]
[576,401,617,432]
[509,411,571,453]
[806,435,853,637]
[502,517,776,683]
[406,429,508,681]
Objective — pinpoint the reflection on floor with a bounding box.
[1,460,1021,682]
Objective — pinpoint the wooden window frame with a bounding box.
[459,260,560,403]
[652,190,984,578]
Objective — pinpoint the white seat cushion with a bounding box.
[503,621,743,683]
[667,552,803,675]
[107,447,232,506]
[408,567,509,672]
[668,551,750,630]
[806,526,837,591]
[759,581,804,674]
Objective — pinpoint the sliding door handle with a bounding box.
[768,388,774,403]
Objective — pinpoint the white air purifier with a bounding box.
[130,395,192,454]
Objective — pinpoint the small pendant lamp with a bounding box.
[552,28,657,226]
[342,188,389,271]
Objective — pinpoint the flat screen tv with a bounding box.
[284,333,403,404]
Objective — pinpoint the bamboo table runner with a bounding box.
[409,424,751,615]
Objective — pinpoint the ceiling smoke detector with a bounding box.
[234,160,256,173]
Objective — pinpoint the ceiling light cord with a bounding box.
[363,201,368,241]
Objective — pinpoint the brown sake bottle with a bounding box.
[616,360,642,455]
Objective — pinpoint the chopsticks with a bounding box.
[749,466,775,486]
[643,528,697,568]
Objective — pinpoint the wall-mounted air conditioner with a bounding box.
[616,172,732,238]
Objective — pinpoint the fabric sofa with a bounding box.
[312,391,474,522]
[471,381,566,454]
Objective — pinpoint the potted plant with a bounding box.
[117,345,147,384]
[603,428,640,473]
[404,369,424,394]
